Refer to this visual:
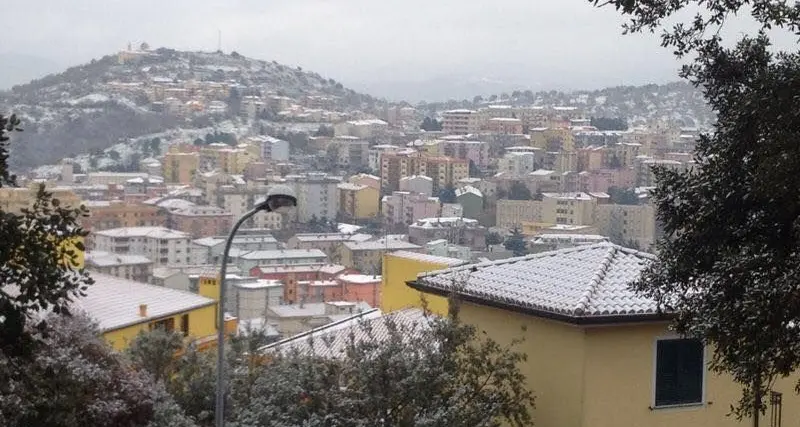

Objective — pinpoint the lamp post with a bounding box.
[214,185,297,427]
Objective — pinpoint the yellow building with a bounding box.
[529,127,575,152]
[163,151,199,184]
[381,250,466,315]
[540,192,597,226]
[337,182,379,221]
[77,272,232,351]
[0,184,81,212]
[404,243,800,427]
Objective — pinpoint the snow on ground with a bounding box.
[67,93,111,105]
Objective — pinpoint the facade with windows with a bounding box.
[406,242,800,427]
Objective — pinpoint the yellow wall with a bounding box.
[380,254,450,315]
[103,304,217,351]
[354,186,379,219]
[459,302,585,427]
[450,300,800,427]
[582,323,800,427]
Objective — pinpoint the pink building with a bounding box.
[339,274,381,307]
[437,139,490,167]
[170,205,233,238]
[381,191,441,226]
[578,168,636,193]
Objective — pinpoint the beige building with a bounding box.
[85,250,154,283]
[593,203,657,251]
[540,192,598,226]
[339,239,422,275]
[0,184,82,213]
[496,199,544,228]
[442,109,483,135]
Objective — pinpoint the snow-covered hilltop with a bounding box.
[0,46,379,169]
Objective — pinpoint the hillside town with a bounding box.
[3,26,797,426]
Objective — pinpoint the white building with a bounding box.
[230,279,284,320]
[234,248,328,272]
[399,175,434,196]
[284,173,342,222]
[93,226,193,266]
[248,135,290,162]
[499,151,538,177]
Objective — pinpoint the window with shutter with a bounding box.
[654,338,704,407]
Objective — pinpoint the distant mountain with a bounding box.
[418,81,713,129]
[0,48,378,169]
[0,53,61,90]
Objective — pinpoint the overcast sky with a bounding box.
[2,0,791,100]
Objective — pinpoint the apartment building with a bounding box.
[337,182,379,221]
[229,279,284,320]
[485,117,523,134]
[339,239,423,274]
[169,205,233,238]
[348,173,381,191]
[334,119,388,139]
[436,138,490,167]
[368,144,402,172]
[442,109,482,135]
[399,175,434,196]
[0,184,82,213]
[82,200,167,232]
[635,157,685,187]
[93,226,193,266]
[408,217,487,249]
[286,233,369,256]
[499,151,538,177]
[284,173,342,223]
[163,151,199,184]
[85,250,154,283]
[246,135,289,162]
[540,192,598,226]
[455,186,484,220]
[86,172,151,186]
[327,136,370,168]
[496,199,544,228]
[530,127,575,152]
[381,191,441,226]
[234,248,328,272]
[593,203,657,250]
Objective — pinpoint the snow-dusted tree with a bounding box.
[0,114,93,355]
[127,328,184,383]
[233,301,534,427]
[593,0,800,421]
[0,314,196,427]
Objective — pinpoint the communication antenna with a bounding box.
[217,29,222,53]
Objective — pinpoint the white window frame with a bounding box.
[651,334,708,410]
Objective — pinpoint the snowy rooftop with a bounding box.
[95,226,190,240]
[86,251,152,267]
[413,243,657,322]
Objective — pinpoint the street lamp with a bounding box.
[215,184,297,427]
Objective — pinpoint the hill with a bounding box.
[0,47,379,169]
[418,81,713,129]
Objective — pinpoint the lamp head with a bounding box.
[261,184,297,213]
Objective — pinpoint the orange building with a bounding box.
[340,274,381,307]
[83,200,167,232]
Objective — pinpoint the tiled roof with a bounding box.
[70,273,216,331]
[261,308,427,359]
[413,243,658,323]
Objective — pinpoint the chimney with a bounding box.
[139,304,148,317]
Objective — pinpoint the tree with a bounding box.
[421,116,443,131]
[108,149,120,161]
[438,185,457,204]
[503,227,528,257]
[0,114,92,354]
[508,181,532,201]
[314,125,334,137]
[0,314,195,427]
[590,116,628,131]
[193,138,204,146]
[150,137,162,156]
[468,159,480,177]
[486,231,503,246]
[233,301,534,426]
[127,329,183,383]
[593,0,800,420]
[607,186,639,205]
